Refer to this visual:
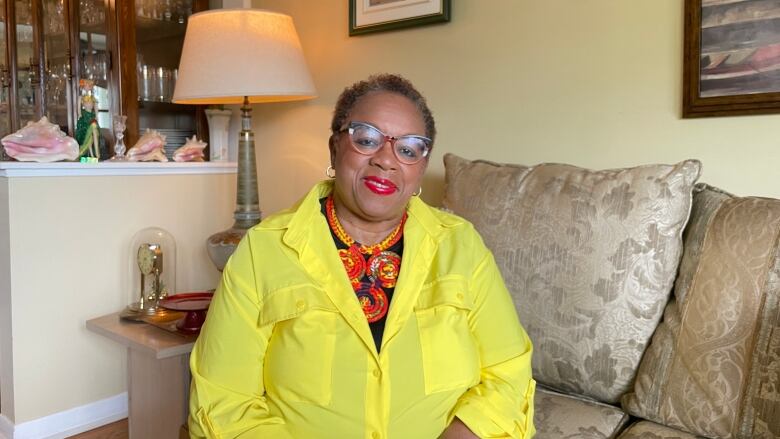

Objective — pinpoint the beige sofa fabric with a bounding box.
[442,154,701,403]
[617,421,703,439]
[534,386,629,439]
[623,184,780,439]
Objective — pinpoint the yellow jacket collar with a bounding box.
[261,180,460,252]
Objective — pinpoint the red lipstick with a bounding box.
[363,176,398,195]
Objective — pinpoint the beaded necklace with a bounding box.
[325,195,405,323]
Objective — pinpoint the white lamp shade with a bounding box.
[172,9,317,105]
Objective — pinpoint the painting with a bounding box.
[349,0,450,36]
[683,0,780,117]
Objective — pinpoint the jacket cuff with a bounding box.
[450,380,536,439]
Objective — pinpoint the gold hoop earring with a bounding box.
[326,165,336,179]
[413,187,422,197]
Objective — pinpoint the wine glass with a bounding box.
[110,114,128,160]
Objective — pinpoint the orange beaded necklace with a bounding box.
[325,195,406,323]
[325,195,406,255]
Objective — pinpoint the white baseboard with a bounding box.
[0,393,127,439]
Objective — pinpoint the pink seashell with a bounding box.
[1,116,79,162]
[173,135,207,162]
[127,128,168,162]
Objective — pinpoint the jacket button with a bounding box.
[372,432,380,439]
[372,369,381,378]
[296,299,306,311]
[456,293,464,300]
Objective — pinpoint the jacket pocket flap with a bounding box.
[259,286,337,326]
[415,277,473,311]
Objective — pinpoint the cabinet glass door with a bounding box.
[136,0,195,159]
[77,0,110,153]
[0,0,11,145]
[42,0,70,131]
[14,0,36,129]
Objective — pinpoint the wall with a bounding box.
[0,180,12,418]
[0,171,235,424]
[249,0,780,216]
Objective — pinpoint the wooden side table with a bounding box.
[87,313,196,439]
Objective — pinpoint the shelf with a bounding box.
[139,100,178,106]
[136,16,187,43]
[0,161,237,177]
[80,22,108,35]
[138,100,193,109]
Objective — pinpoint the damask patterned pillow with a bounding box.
[534,386,629,438]
[622,184,780,439]
[616,421,703,438]
[443,154,701,404]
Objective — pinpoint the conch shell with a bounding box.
[1,116,79,162]
[173,135,207,162]
[127,128,167,162]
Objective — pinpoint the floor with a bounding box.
[66,419,128,439]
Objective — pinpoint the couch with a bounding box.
[441,154,780,439]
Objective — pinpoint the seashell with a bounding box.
[173,135,207,162]
[127,128,168,162]
[1,116,79,162]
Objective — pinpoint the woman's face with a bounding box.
[331,91,429,225]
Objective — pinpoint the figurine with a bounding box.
[172,135,207,162]
[1,116,79,162]
[75,94,101,160]
[127,128,168,162]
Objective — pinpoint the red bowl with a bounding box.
[160,292,214,334]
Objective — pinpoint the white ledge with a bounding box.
[0,161,237,177]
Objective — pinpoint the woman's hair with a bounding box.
[330,74,436,145]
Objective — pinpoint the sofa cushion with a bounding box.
[622,184,780,439]
[534,386,629,439]
[616,421,702,438]
[443,154,701,403]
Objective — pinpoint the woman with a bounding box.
[189,74,535,438]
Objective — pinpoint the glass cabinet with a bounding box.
[0,0,208,160]
[129,0,206,155]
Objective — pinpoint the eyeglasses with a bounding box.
[339,121,431,165]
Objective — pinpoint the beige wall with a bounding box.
[1,173,234,423]
[250,0,779,217]
[0,179,13,418]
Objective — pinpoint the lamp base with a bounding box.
[206,226,247,271]
[207,97,260,272]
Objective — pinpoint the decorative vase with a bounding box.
[204,108,232,161]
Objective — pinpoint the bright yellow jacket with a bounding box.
[189,181,535,439]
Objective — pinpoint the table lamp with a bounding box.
[173,9,317,270]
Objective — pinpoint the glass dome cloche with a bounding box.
[121,226,177,321]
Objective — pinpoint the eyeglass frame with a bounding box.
[338,121,432,165]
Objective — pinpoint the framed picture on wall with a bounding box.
[683,0,780,117]
[349,0,451,36]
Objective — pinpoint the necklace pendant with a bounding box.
[338,246,366,281]
[368,251,401,289]
[355,281,388,323]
